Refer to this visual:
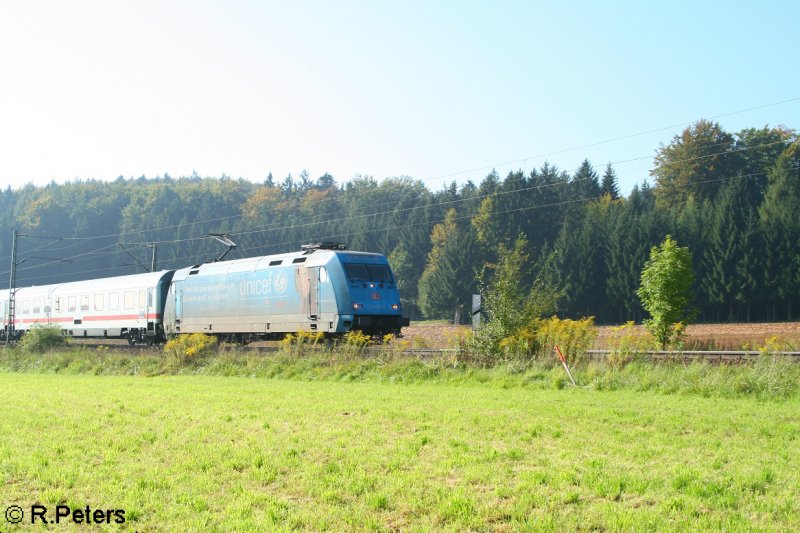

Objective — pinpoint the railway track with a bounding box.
[586,349,800,363]
[3,341,800,363]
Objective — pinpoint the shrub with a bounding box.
[757,336,783,356]
[606,321,650,367]
[164,333,218,365]
[465,320,506,366]
[17,324,68,353]
[469,236,562,365]
[411,336,430,349]
[343,330,372,348]
[332,330,373,358]
[278,330,325,357]
[533,316,596,366]
[498,327,537,360]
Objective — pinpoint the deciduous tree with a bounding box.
[637,235,695,349]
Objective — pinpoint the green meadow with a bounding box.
[1,371,798,531]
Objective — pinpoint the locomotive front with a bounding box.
[329,251,409,335]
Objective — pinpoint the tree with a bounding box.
[652,120,740,210]
[701,176,762,321]
[481,236,534,336]
[735,126,796,197]
[759,141,800,319]
[605,185,662,322]
[555,196,612,318]
[417,209,478,319]
[388,244,418,318]
[470,236,561,360]
[637,235,695,349]
[572,159,601,201]
[600,163,620,199]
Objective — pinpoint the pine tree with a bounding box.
[555,197,612,318]
[600,163,620,199]
[702,176,761,320]
[572,159,601,201]
[759,142,800,319]
[605,185,662,322]
[418,209,478,319]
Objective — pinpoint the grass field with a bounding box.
[1,372,799,531]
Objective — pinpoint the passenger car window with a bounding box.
[68,296,76,312]
[81,295,90,311]
[124,291,134,309]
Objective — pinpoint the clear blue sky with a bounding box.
[1,0,798,194]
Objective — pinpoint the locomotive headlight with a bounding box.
[391,304,399,310]
[353,303,363,310]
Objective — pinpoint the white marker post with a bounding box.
[554,344,577,386]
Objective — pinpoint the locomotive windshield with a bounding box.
[345,263,393,284]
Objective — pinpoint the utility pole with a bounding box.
[4,231,63,343]
[6,230,18,342]
[147,243,157,271]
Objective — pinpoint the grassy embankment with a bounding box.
[1,371,799,531]
[1,342,799,399]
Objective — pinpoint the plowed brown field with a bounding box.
[403,321,800,350]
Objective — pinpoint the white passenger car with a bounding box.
[2,271,175,344]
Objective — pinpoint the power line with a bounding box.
[235,171,770,257]
[1,95,796,259]
[0,136,789,279]
[419,96,800,185]
[125,138,793,247]
[5,170,769,286]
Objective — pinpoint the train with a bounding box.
[0,243,410,344]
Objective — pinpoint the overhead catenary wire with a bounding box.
[0,137,789,280]
[234,171,771,256]
[398,96,800,186]
[4,169,769,286]
[0,95,796,262]
[121,137,794,246]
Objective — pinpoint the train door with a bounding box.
[307,267,319,320]
[145,287,155,336]
[175,288,183,324]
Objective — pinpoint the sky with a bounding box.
[1,0,798,195]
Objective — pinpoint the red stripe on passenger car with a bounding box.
[14,313,161,324]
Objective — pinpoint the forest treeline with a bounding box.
[1,120,799,323]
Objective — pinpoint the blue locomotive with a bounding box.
[2,243,409,344]
[163,242,409,342]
